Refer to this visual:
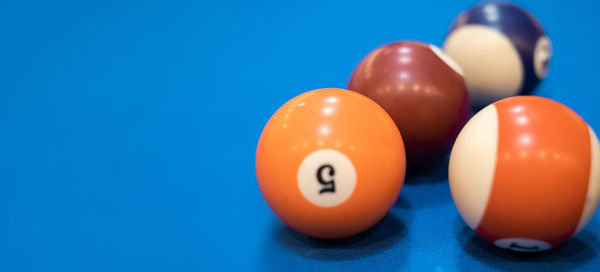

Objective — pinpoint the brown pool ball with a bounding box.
[348,41,471,168]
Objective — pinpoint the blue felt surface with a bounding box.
[2,0,600,271]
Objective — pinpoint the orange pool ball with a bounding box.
[256,88,406,239]
[450,96,600,251]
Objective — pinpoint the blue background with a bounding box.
[2,0,600,271]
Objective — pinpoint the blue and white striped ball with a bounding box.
[443,2,551,107]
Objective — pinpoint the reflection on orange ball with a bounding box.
[256,88,406,238]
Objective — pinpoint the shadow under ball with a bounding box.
[348,41,470,169]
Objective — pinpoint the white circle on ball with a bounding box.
[297,149,357,207]
[443,25,523,106]
[533,36,552,79]
[429,44,464,76]
[494,238,552,252]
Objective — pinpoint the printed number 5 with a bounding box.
[317,164,335,194]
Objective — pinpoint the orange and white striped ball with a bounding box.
[449,96,600,252]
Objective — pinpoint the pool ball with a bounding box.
[255,88,406,239]
[449,96,600,252]
[348,41,470,169]
[443,2,552,107]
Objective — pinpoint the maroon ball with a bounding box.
[348,41,470,169]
